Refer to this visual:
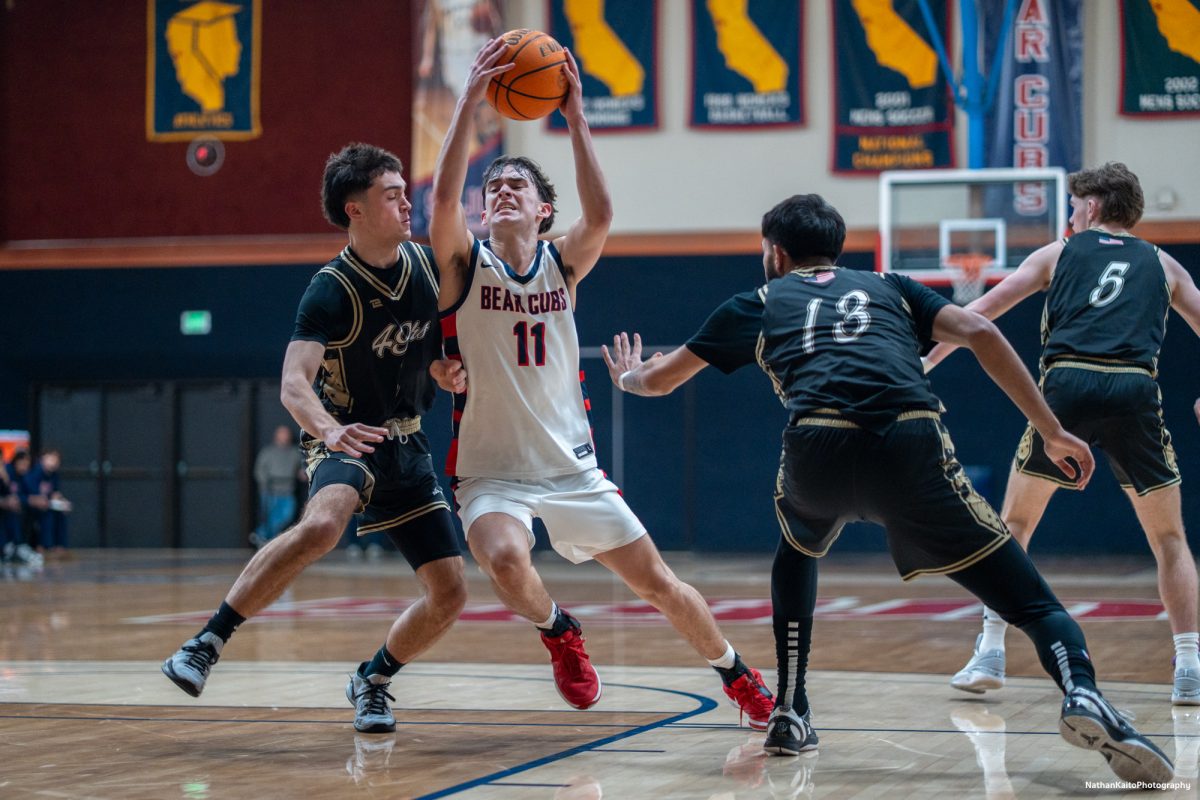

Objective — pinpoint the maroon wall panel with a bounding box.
[1,1,416,241]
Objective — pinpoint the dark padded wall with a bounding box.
[3,244,1198,554]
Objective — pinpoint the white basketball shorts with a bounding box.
[454,468,647,564]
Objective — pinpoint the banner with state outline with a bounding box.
[146,0,261,142]
[830,0,954,174]
[1119,0,1200,118]
[690,0,804,129]
[547,0,658,132]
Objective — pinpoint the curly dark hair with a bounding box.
[1068,162,1144,229]
[321,143,405,230]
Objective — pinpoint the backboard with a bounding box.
[878,167,1068,290]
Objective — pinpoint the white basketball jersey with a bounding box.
[442,239,597,479]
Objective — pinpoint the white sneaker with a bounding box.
[951,634,1005,694]
[15,543,43,568]
[1173,665,1200,706]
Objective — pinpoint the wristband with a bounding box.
[618,370,633,392]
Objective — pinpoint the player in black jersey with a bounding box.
[602,193,1174,783]
[925,162,1200,705]
[163,143,467,734]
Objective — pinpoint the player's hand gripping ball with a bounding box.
[486,29,569,121]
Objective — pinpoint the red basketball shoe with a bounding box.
[540,614,602,710]
[723,666,774,730]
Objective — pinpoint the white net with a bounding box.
[945,254,992,306]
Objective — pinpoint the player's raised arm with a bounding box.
[930,304,1093,487]
[924,240,1062,371]
[430,37,512,311]
[553,49,613,291]
[602,332,708,396]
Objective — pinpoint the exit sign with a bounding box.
[180,310,212,335]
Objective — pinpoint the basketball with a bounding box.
[486,29,569,121]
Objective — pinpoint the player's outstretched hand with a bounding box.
[1042,428,1094,489]
[601,331,642,383]
[1194,397,1200,427]
[325,423,388,458]
[430,358,467,394]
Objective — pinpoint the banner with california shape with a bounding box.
[548,0,658,131]
[146,0,261,141]
[1120,0,1200,117]
[831,0,954,174]
[690,0,804,128]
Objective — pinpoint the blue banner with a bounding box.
[690,0,804,128]
[831,0,954,174]
[146,0,261,141]
[548,0,658,132]
[983,0,1082,172]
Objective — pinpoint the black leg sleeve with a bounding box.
[772,538,819,714]
[948,538,1096,693]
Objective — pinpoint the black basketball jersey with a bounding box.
[292,242,442,427]
[1040,229,1169,372]
[687,268,950,432]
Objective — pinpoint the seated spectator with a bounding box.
[0,463,21,563]
[30,448,72,558]
[4,450,42,568]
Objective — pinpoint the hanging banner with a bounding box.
[830,0,954,174]
[690,0,804,129]
[1120,0,1200,117]
[146,0,261,142]
[548,0,658,132]
[410,0,505,239]
[983,0,1083,173]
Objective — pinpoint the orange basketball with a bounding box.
[486,29,569,121]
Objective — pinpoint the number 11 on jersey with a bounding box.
[513,321,546,366]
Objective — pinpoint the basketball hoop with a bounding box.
[944,253,992,306]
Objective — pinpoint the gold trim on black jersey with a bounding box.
[341,245,412,300]
[317,265,363,348]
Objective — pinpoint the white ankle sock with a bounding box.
[1174,632,1200,671]
[979,608,1008,652]
[535,602,559,631]
[707,641,736,670]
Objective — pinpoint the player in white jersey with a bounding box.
[427,37,774,726]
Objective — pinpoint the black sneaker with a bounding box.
[1059,686,1174,784]
[161,631,224,697]
[764,704,819,756]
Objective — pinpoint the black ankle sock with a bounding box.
[713,655,747,687]
[201,601,245,643]
[544,608,574,638]
[362,645,404,678]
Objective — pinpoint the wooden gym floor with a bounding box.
[1,548,1197,798]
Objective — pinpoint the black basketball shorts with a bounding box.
[1014,363,1180,495]
[303,429,460,569]
[775,412,1010,581]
